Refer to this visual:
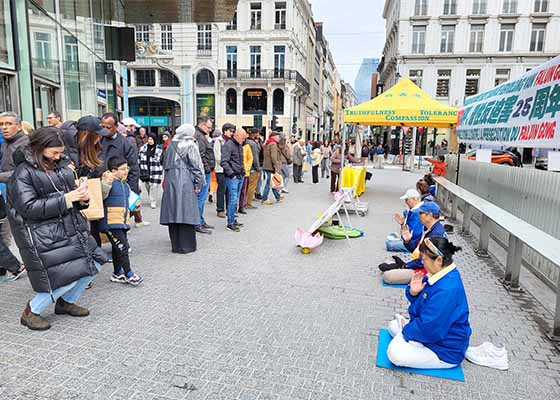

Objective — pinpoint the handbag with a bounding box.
[302,162,309,173]
[76,178,104,221]
[271,173,284,190]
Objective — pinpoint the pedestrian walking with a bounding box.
[320,141,331,179]
[292,138,306,183]
[221,128,247,232]
[8,127,107,330]
[279,134,292,193]
[237,140,253,215]
[214,123,235,218]
[194,116,216,234]
[99,157,143,285]
[311,142,322,184]
[330,146,342,193]
[160,124,205,254]
[138,134,164,209]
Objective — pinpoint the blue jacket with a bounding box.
[402,267,472,365]
[98,179,131,232]
[405,221,447,269]
[402,205,424,252]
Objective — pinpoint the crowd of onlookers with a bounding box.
[0,110,348,330]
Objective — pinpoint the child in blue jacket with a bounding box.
[99,157,143,285]
[387,236,471,369]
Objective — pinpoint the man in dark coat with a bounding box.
[193,116,216,234]
[100,113,149,228]
[221,128,247,232]
[0,112,30,184]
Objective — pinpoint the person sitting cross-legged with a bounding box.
[386,236,471,369]
[386,189,424,253]
[380,202,446,285]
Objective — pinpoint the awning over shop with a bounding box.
[457,55,560,149]
[343,77,458,128]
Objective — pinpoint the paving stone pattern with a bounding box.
[0,168,559,400]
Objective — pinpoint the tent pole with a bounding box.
[455,150,461,185]
[409,126,417,171]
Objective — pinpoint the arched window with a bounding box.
[226,88,237,115]
[243,89,267,115]
[196,69,215,87]
[273,89,284,115]
[160,70,180,87]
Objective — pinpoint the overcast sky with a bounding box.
[311,0,386,86]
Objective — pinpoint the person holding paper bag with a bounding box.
[98,157,143,286]
[7,127,108,331]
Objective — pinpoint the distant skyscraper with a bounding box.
[355,58,379,104]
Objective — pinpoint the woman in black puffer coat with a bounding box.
[7,127,107,331]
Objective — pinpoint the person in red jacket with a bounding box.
[426,155,446,177]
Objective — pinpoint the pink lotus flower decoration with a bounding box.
[295,228,324,254]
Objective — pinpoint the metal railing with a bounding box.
[434,175,560,343]
[218,69,310,94]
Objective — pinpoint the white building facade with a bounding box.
[379,0,560,108]
[216,0,312,135]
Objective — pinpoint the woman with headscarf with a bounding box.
[139,134,163,209]
[160,124,205,254]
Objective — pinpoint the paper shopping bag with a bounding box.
[78,178,104,221]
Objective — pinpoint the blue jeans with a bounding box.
[226,177,244,226]
[262,170,280,201]
[197,172,212,225]
[30,262,102,315]
[385,236,409,253]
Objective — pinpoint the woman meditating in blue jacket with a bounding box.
[387,236,471,369]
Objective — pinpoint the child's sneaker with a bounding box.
[125,272,143,286]
[110,269,127,284]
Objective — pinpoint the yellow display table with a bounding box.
[340,166,367,196]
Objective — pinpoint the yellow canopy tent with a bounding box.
[344,77,458,128]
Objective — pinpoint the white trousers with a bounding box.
[387,315,456,370]
[143,181,160,207]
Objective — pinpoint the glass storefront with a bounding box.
[19,0,125,126]
[0,0,14,68]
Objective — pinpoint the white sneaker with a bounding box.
[466,342,509,370]
[150,203,157,209]
[135,221,151,228]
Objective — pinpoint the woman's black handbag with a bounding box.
[0,193,7,221]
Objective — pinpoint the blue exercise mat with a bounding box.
[375,328,465,382]
[382,281,408,289]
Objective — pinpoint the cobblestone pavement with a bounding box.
[1,168,559,400]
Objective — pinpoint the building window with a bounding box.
[275,2,286,29]
[530,23,546,52]
[136,69,156,87]
[469,24,484,52]
[440,25,455,53]
[412,26,426,54]
[273,89,284,115]
[93,23,104,51]
[243,88,267,114]
[499,24,515,52]
[472,0,487,14]
[135,24,151,42]
[226,46,237,78]
[226,12,237,30]
[414,0,428,16]
[436,69,451,98]
[250,3,262,30]
[502,0,517,14]
[161,24,173,51]
[534,0,548,12]
[274,46,286,78]
[160,70,179,87]
[443,0,456,15]
[226,88,237,114]
[35,32,52,69]
[64,35,79,72]
[197,24,212,53]
[409,70,423,88]
[196,69,215,87]
[465,69,480,97]
[495,69,510,87]
[250,46,262,78]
